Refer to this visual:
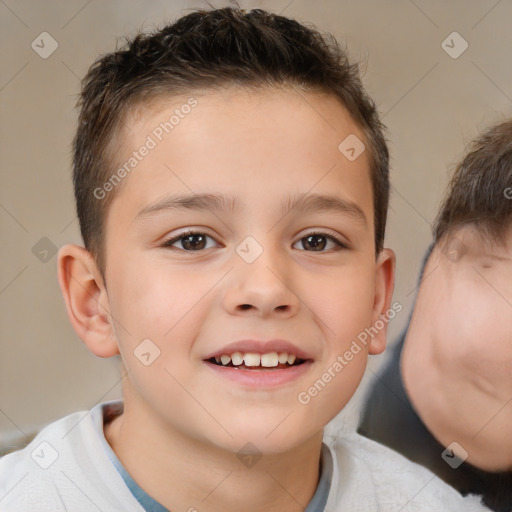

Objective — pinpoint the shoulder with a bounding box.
[0,410,88,511]
[324,432,490,511]
[0,403,141,512]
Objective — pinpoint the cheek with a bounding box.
[430,288,512,378]
[460,302,512,379]
[298,268,374,413]
[107,260,213,349]
[107,263,211,415]
[312,268,376,342]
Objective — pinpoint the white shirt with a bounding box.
[0,401,490,511]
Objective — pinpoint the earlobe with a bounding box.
[368,248,396,355]
[57,244,119,358]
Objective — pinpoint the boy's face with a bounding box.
[402,224,512,471]
[94,87,393,454]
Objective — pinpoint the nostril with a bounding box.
[237,304,289,311]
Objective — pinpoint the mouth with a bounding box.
[203,339,314,387]
[207,351,307,370]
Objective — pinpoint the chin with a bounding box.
[213,420,317,456]
[465,442,512,473]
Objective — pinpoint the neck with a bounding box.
[104,400,324,512]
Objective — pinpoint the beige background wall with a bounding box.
[1,0,511,443]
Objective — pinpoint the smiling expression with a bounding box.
[97,86,393,454]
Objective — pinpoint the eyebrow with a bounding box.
[136,192,367,225]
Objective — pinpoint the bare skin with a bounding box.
[403,224,512,471]
[58,86,395,511]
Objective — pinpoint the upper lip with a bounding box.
[204,339,313,361]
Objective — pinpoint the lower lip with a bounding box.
[203,360,313,388]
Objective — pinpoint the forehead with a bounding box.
[107,86,374,227]
[419,224,512,306]
[435,224,512,264]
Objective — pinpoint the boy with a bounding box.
[359,119,512,511]
[0,6,489,511]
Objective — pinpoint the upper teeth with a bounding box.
[214,352,297,367]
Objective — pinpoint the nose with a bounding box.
[223,240,300,318]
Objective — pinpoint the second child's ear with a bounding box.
[57,244,119,358]
[368,248,396,355]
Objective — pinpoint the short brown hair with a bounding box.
[434,119,512,244]
[73,7,389,275]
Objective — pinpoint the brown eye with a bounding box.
[181,234,207,250]
[302,235,327,251]
[293,233,346,252]
[163,231,217,251]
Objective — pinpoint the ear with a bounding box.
[368,248,396,355]
[57,244,119,358]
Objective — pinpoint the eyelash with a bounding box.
[161,229,349,252]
